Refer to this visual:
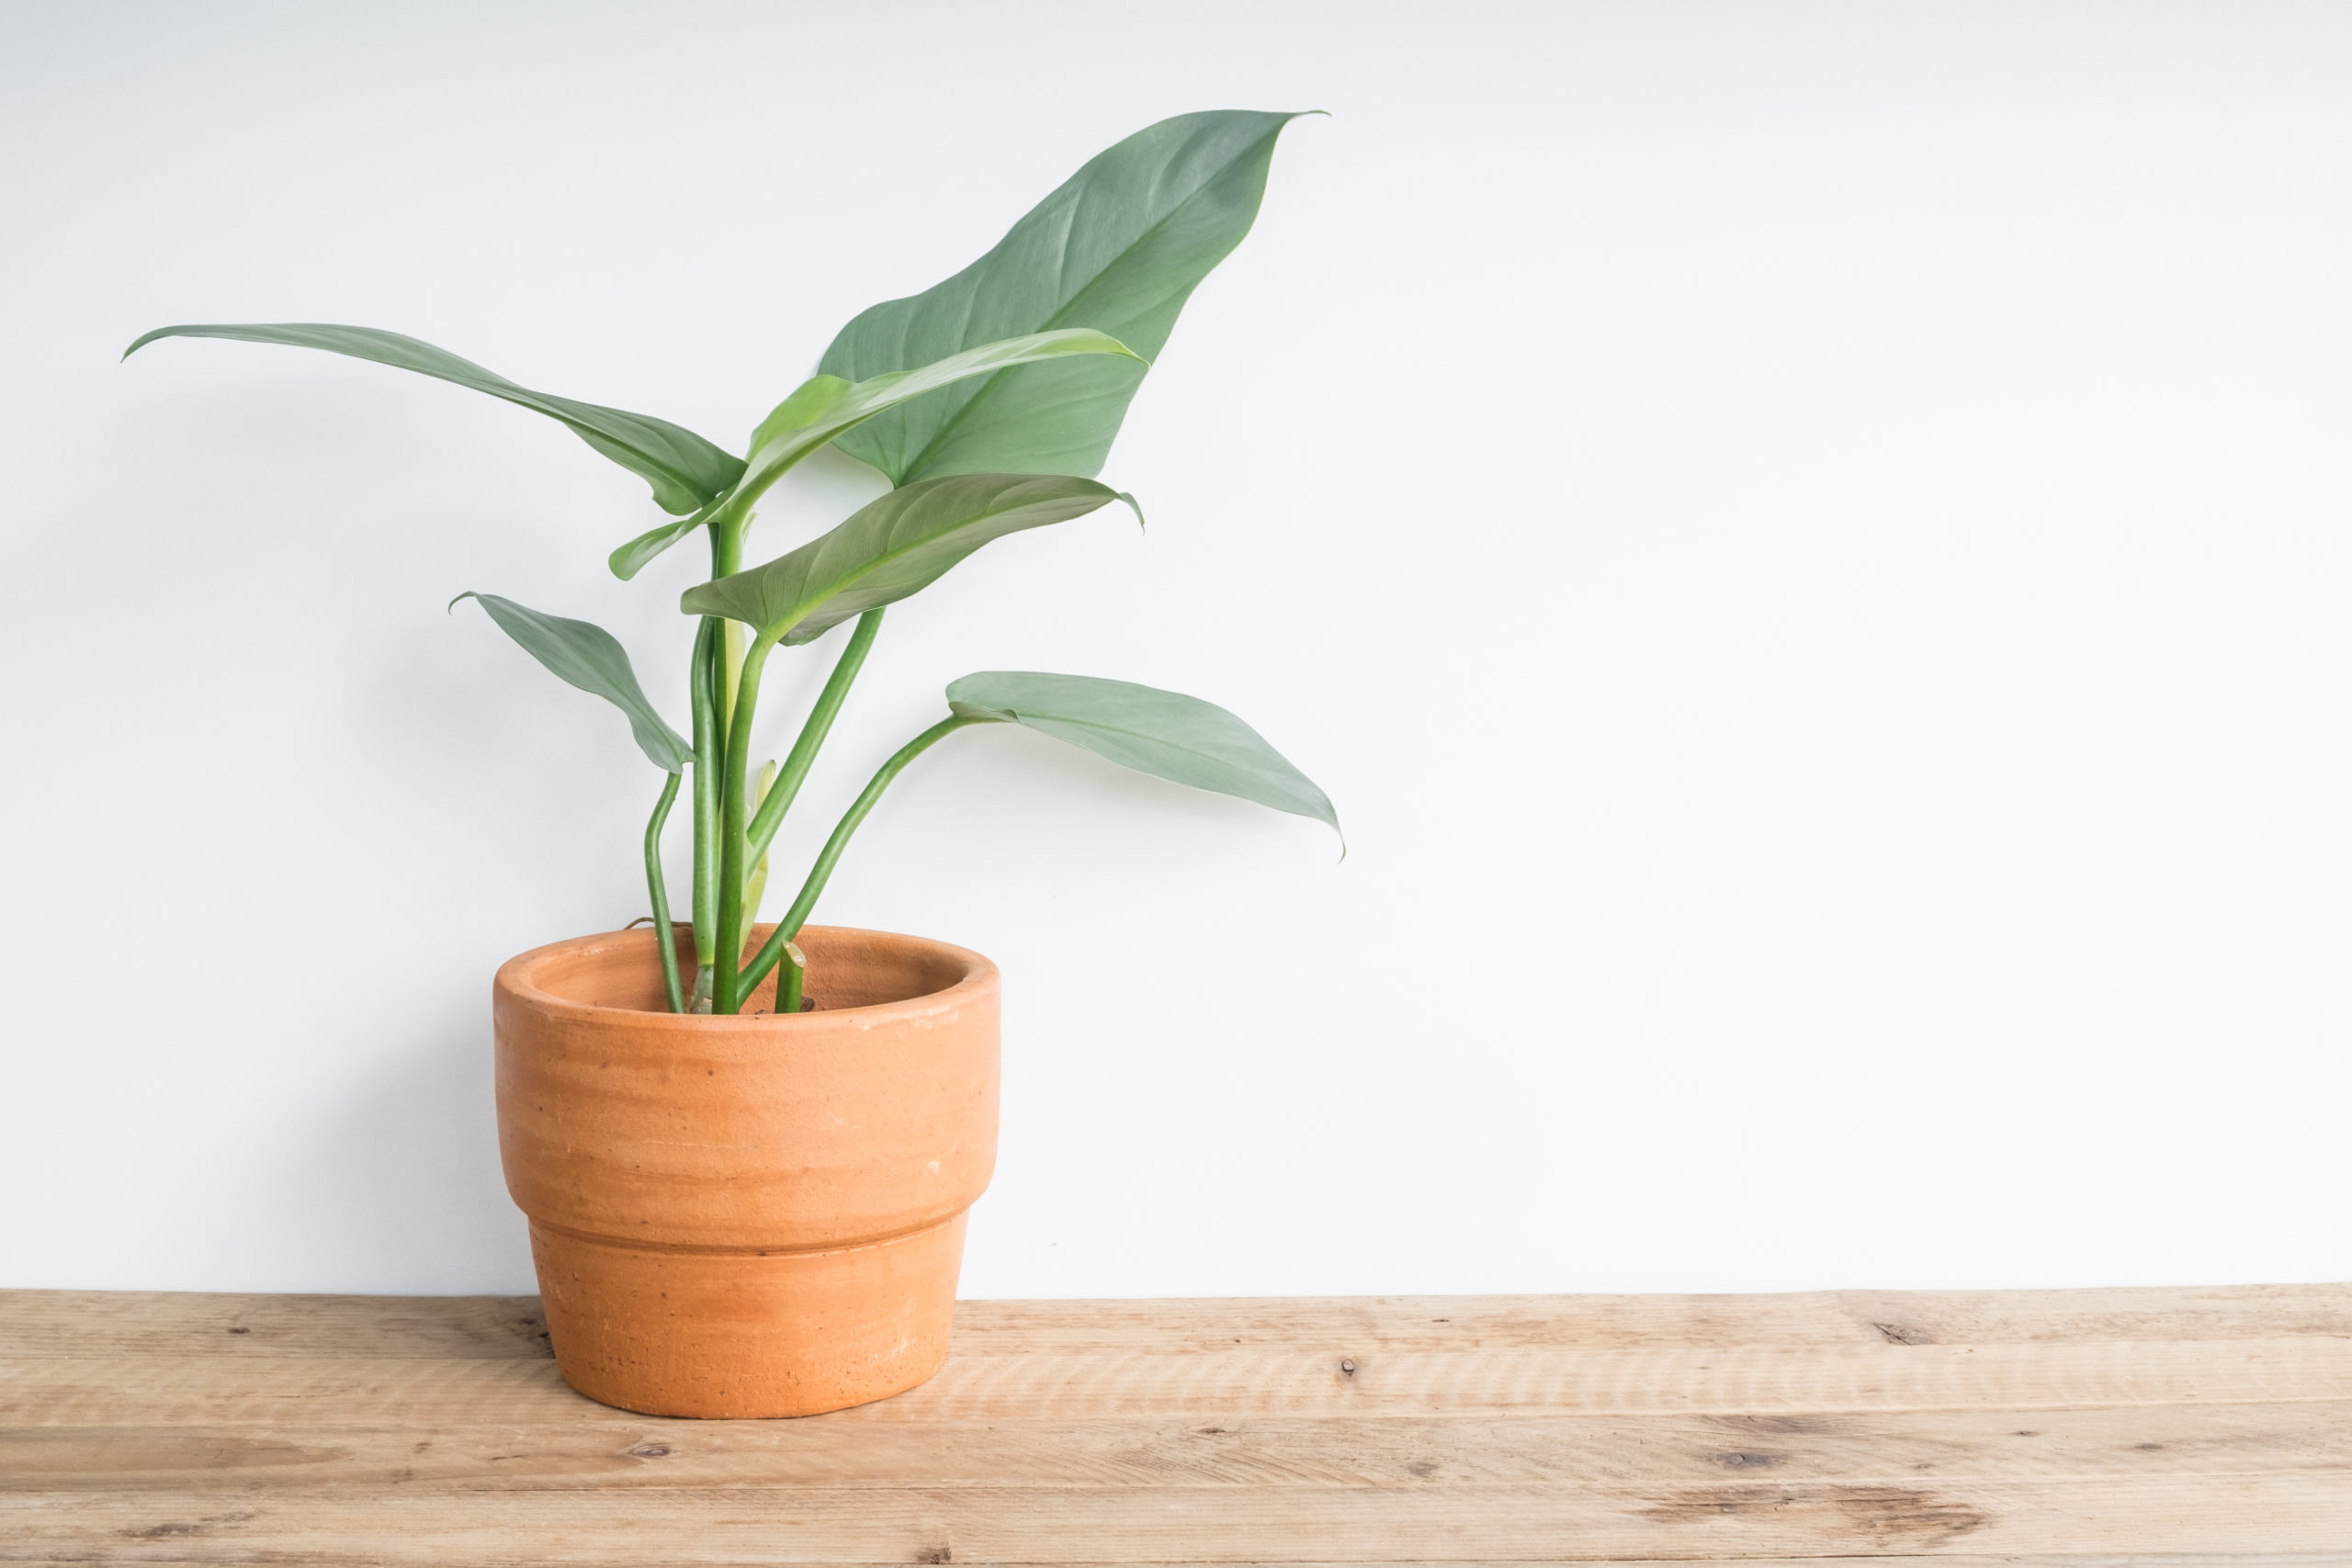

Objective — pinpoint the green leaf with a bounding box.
[452,592,693,772]
[607,493,729,582]
[126,322,744,515]
[819,110,1312,487]
[945,671,1338,836]
[613,331,1138,581]
[683,473,1125,644]
[737,333,1137,508]
[749,373,857,449]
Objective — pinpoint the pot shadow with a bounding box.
[279,1015,536,1294]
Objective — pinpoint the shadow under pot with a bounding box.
[492,923,999,1417]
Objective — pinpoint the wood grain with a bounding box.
[2,1285,2346,1562]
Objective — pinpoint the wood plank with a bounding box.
[948,1285,2352,1354]
[9,1562,2344,1568]
[9,1337,2351,1427]
[1816,1284,2352,1348]
[5,1404,2349,1493]
[0,1292,551,1360]
[9,1561,2349,1568]
[6,1473,2350,1562]
[6,1287,2349,1563]
[10,1284,2347,1360]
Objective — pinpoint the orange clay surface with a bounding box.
[492,924,1000,1417]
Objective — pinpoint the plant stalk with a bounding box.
[711,516,746,748]
[642,769,685,1014]
[686,616,720,1009]
[744,608,885,868]
[688,519,750,1013]
[739,714,989,998]
[713,632,779,1014]
[776,939,806,1015]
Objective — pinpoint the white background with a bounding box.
[6,1,2350,1298]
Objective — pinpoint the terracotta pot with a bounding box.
[492,923,999,1417]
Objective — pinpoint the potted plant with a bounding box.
[128,109,1337,1417]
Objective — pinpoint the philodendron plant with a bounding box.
[130,110,1338,1016]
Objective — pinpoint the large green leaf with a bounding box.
[452,592,692,772]
[946,671,1337,835]
[126,323,744,515]
[819,110,1310,487]
[612,329,1139,580]
[684,473,1127,644]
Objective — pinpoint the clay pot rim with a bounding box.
[493,921,996,1029]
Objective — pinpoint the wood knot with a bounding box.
[627,1443,673,1459]
[1642,1485,1984,1545]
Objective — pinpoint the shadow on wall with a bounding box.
[280,1015,535,1295]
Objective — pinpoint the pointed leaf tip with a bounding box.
[684,473,1123,644]
[455,592,693,773]
[943,670,1339,839]
[121,321,743,515]
[820,110,1309,486]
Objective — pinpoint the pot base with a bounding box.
[529,1213,968,1418]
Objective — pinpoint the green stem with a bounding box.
[739,715,989,1000]
[744,608,884,869]
[711,517,745,748]
[721,620,746,745]
[688,520,747,1012]
[687,617,719,991]
[713,632,779,1014]
[777,941,805,1015]
[642,770,685,1014]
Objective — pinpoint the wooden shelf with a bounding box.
[5,1283,2349,1562]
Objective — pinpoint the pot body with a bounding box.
[492,923,999,1417]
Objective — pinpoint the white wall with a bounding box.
[6,1,2351,1298]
